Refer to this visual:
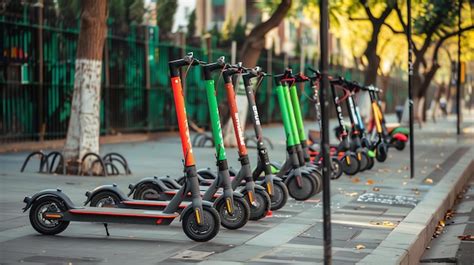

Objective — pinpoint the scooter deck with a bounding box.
[122,200,188,209]
[61,207,179,225]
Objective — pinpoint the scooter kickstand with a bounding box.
[103,223,110,236]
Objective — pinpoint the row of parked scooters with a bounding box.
[23,53,409,242]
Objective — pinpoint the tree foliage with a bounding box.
[156,0,178,39]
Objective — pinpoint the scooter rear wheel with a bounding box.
[133,183,163,200]
[341,153,360,176]
[270,180,289,211]
[90,191,120,207]
[394,140,406,151]
[29,196,69,235]
[182,204,220,242]
[246,189,271,221]
[286,173,317,201]
[215,195,250,230]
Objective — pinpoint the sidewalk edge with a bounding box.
[357,147,474,265]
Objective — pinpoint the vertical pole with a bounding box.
[144,26,151,132]
[407,0,415,179]
[320,0,332,264]
[231,41,237,65]
[456,0,461,135]
[36,0,44,141]
[267,47,273,123]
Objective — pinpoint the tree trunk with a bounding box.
[223,0,291,146]
[63,0,107,174]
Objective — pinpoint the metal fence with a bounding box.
[0,4,408,144]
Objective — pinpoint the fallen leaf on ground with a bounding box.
[352,177,360,183]
[355,244,366,250]
[402,181,408,185]
[345,192,359,197]
[424,178,433,184]
[458,235,474,241]
[373,187,380,192]
[366,179,375,185]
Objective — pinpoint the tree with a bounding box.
[63,0,108,174]
[392,0,474,121]
[239,0,292,67]
[187,8,196,39]
[223,0,292,147]
[156,0,178,40]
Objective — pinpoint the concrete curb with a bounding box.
[358,148,474,265]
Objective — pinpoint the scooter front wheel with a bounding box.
[376,143,388,162]
[246,189,271,221]
[270,180,289,211]
[341,153,360,176]
[330,157,343,180]
[366,156,375,170]
[286,173,317,201]
[29,196,70,235]
[182,204,220,242]
[356,151,369,172]
[215,195,250,230]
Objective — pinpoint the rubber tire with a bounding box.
[270,180,289,211]
[286,173,317,201]
[356,151,369,172]
[182,204,220,242]
[214,195,250,230]
[330,158,343,180]
[133,183,163,200]
[247,189,271,221]
[366,156,375,170]
[341,153,360,176]
[89,191,121,207]
[376,143,388,162]
[394,140,406,151]
[29,196,70,235]
[309,171,322,195]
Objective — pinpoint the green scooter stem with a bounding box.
[289,84,306,142]
[204,79,227,161]
[282,84,301,145]
[275,84,297,147]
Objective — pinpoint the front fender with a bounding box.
[179,200,214,221]
[23,189,76,212]
[84,184,129,206]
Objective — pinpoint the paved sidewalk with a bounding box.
[0,116,473,264]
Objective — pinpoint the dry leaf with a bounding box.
[424,178,433,184]
[402,181,408,185]
[458,235,474,241]
[373,187,380,192]
[352,177,361,183]
[355,244,366,250]
[366,179,375,185]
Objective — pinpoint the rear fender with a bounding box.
[392,133,408,142]
[128,176,169,197]
[84,184,129,206]
[197,168,217,179]
[23,189,75,212]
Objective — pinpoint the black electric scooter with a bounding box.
[87,57,251,230]
[22,53,220,242]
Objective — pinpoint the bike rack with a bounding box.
[244,134,274,150]
[20,151,132,176]
[192,132,214,148]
